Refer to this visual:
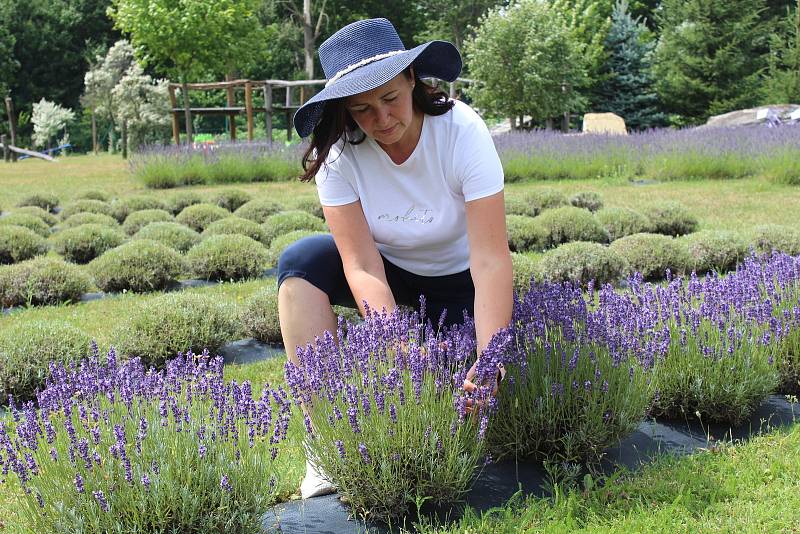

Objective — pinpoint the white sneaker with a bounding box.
[299,458,335,499]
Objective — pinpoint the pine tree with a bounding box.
[654,0,770,124]
[595,0,666,130]
[763,0,800,104]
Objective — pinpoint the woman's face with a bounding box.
[344,70,419,148]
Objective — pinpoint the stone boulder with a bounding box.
[582,113,628,135]
[703,104,800,128]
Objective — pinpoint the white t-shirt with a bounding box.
[315,100,504,276]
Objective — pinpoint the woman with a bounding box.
[279,18,512,498]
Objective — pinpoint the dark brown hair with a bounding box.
[300,68,455,182]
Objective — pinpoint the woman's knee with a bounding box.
[277,234,338,285]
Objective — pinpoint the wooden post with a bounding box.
[263,83,273,144]
[91,112,98,154]
[5,97,18,162]
[226,74,237,142]
[245,81,254,141]
[2,134,8,162]
[449,80,456,99]
[121,120,128,159]
[180,81,193,144]
[285,85,293,142]
[168,85,180,145]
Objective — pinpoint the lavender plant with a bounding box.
[284,306,506,522]
[0,348,292,533]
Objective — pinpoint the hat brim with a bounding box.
[293,40,461,138]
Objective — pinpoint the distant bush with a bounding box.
[165,190,205,215]
[641,201,698,236]
[74,189,110,201]
[122,209,174,235]
[201,216,269,245]
[111,195,169,222]
[50,223,127,264]
[233,198,284,223]
[186,234,268,281]
[262,210,326,245]
[133,222,201,253]
[0,225,48,264]
[16,193,59,212]
[0,257,91,308]
[175,203,230,232]
[211,189,253,212]
[59,212,120,230]
[535,206,609,246]
[59,199,115,220]
[0,213,50,237]
[506,215,549,252]
[0,320,91,402]
[526,188,569,214]
[511,252,537,294]
[610,233,690,281]
[569,191,603,212]
[680,230,749,274]
[536,242,627,286]
[12,206,58,226]
[266,230,326,266]
[595,207,652,242]
[89,240,184,292]
[749,224,800,255]
[505,197,536,217]
[112,292,239,368]
[240,286,281,343]
[291,197,324,219]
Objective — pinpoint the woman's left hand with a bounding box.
[462,360,505,413]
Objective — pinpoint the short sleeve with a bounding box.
[315,149,359,207]
[453,106,505,202]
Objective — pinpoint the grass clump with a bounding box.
[12,206,58,226]
[110,195,169,222]
[0,257,91,308]
[112,292,239,367]
[0,212,50,237]
[749,224,800,255]
[595,207,652,242]
[0,225,48,264]
[233,198,284,223]
[506,215,549,252]
[89,240,184,292]
[201,216,270,245]
[641,201,698,236]
[535,206,609,247]
[210,189,253,212]
[569,191,603,212]
[186,234,268,281]
[50,223,127,264]
[680,230,749,274]
[266,230,325,266]
[59,212,120,230]
[262,210,326,245]
[536,242,627,286]
[15,193,59,212]
[59,199,115,220]
[610,233,689,281]
[0,320,91,402]
[165,190,205,215]
[132,221,201,253]
[175,203,230,232]
[121,208,174,235]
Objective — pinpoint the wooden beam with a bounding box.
[9,145,55,161]
[168,85,180,145]
[285,86,293,142]
[2,134,8,162]
[263,83,273,144]
[4,97,18,162]
[226,77,237,142]
[91,112,98,154]
[245,81,254,141]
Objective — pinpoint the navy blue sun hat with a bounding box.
[292,18,462,138]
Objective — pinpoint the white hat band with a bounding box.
[324,49,406,88]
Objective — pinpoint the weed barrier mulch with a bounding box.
[262,394,799,534]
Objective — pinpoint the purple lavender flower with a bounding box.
[93,490,109,512]
[358,443,371,464]
[141,473,151,490]
[335,440,346,458]
[220,474,233,492]
[74,473,85,494]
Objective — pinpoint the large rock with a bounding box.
[582,112,627,135]
[703,104,800,128]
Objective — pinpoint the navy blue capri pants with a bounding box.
[277,234,475,327]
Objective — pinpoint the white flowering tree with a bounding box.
[31,99,75,150]
[112,63,171,150]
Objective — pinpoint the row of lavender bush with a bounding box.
[2,253,799,528]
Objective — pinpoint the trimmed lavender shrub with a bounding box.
[610,233,690,281]
[0,350,291,532]
[536,242,628,286]
[186,234,268,281]
[266,230,326,266]
[89,240,184,292]
[506,215,549,253]
[12,206,58,226]
[50,224,127,264]
[511,253,538,294]
[680,230,749,274]
[0,225,48,264]
[0,320,91,402]
[595,207,652,242]
[233,198,284,223]
[525,188,569,214]
[0,257,92,308]
[133,222,201,253]
[112,293,239,367]
[262,211,326,245]
[569,191,603,212]
[176,203,230,232]
[291,197,324,219]
[59,212,120,230]
[74,190,110,201]
[749,224,800,256]
[0,213,50,237]
[285,308,505,522]
[110,195,170,223]
[165,190,205,215]
[16,193,59,212]
[488,281,654,462]
[504,197,536,218]
[641,201,698,237]
[121,209,174,236]
[201,216,270,245]
[535,206,609,247]
[210,189,253,212]
[59,199,115,221]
